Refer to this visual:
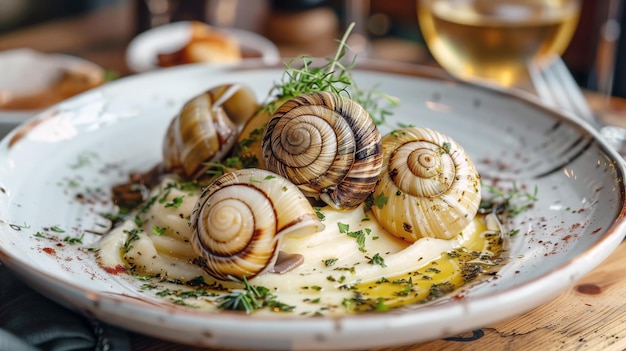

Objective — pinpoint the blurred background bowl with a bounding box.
[0,48,105,137]
[125,20,281,73]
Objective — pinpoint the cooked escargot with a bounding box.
[262,92,383,210]
[205,84,260,127]
[229,108,272,170]
[190,168,325,280]
[163,84,258,180]
[370,127,481,241]
[230,97,289,171]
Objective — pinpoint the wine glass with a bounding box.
[417,0,582,89]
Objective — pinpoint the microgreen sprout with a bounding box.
[264,22,398,125]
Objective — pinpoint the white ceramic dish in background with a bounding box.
[0,110,32,138]
[0,48,105,138]
[0,63,625,351]
[126,21,282,73]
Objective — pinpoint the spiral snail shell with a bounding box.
[163,84,259,180]
[230,97,290,171]
[190,168,325,281]
[262,92,383,210]
[206,84,260,127]
[370,127,481,241]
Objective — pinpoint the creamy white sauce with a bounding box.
[97,176,500,316]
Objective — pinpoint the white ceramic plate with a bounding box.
[0,63,625,351]
[126,21,281,73]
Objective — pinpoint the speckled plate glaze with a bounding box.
[0,63,625,351]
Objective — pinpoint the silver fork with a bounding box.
[528,55,626,156]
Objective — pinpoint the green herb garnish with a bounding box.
[63,233,85,244]
[481,182,538,219]
[323,258,339,266]
[164,196,184,209]
[123,228,143,253]
[347,229,368,252]
[217,276,295,314]
[264,22,398,124]
[368,253,387,267]
[152,225,167,235]
[372,193,388,209]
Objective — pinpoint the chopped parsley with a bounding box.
[63,233,85,245]
[314,207,326,221]
[163,196,184,209]
[347,229,369,252]
[372,193,388,209]
[152,225,167,235]
[368,253,387,267]
[481,182,538,219]
[216,277,294,314]
[123,229,143,253]
[323,258,338,267]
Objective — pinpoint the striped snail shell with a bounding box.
[163,84,259,180]
[261,92,383,210]
[190,168,325,281]
[205,84,260,127]
[370,127,481,241]
[230,97,290,171]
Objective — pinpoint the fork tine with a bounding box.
[548,55,596,122]
[529,57,576,114]
[529,54,626,156]
[529,55,599,127]
[527,61,555,106]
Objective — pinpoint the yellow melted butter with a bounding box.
[353,218,502,311]
[97,177,504,316]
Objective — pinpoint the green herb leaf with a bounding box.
[152,226,167,235]
[164,196,184,209]
[323,258,338,266]
[337,222,349,233]
[123,229,143,253]
[368,253,387,267]
[264,22,398,124]
[63,233,85,244]
[216,276,295,314]
[373,193,388,209]
[482,181,538,218]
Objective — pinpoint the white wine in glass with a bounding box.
[417,0,581,87]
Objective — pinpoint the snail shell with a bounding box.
[230,108,272,170]
[261,92,383,210]
[163,84,259,180]
[230,97,290,171]
[370,127,481,241]
[190,168,325,280]
[206,84,260,127]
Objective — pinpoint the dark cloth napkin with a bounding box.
[0,262,131,351]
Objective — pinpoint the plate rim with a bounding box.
[1,61,625,350]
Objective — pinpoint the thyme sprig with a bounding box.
[481,182,538,218]
[216,276,294,314]
[265,22,398,125]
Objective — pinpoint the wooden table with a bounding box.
[2,2,626,350]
